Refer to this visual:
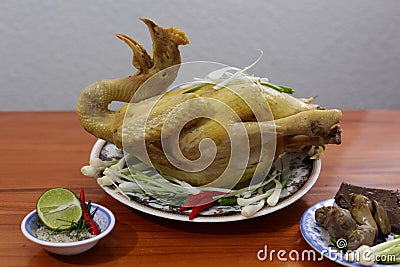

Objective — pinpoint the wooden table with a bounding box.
[1,110,399,267]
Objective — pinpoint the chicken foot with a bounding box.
[241,109,342,138]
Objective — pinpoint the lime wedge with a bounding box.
[36,188,83,230]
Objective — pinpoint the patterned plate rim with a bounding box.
[90,139,321,222]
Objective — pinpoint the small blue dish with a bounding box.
[21,203,115,255]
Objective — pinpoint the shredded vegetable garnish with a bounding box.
[179,50,295,95]
[81,155,294,219]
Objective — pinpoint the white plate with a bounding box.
[90,139,321,222]
[300,199,400,266]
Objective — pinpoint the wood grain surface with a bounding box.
[0,110,399,267]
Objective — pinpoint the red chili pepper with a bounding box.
[179,197,202,211]
[179,191,225,220]
[79,188,100,235]
[189,199,214,220]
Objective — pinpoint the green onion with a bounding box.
[182,83,212,94]
[266,178,283,206]
[241,199,265,217]
[221,173,279,198]
[217,197,237,206]
[347,238,400,266]
[259,82,295,94]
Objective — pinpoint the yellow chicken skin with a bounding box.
[77,19,342,187]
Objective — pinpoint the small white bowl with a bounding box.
[21,203,115,255]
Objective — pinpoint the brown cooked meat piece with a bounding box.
[335,182,400,234]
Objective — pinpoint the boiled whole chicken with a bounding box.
[77,18,342,187]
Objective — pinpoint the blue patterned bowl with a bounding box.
[21,203,115,255]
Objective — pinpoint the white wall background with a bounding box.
[1,0,399,111]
